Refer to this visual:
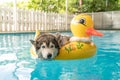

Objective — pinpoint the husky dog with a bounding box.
[30,33,59,60]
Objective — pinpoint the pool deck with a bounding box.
[1,29,120,34]
[0,30,71,34]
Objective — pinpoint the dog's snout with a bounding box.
[47,53,52,59]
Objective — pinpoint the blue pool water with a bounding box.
[0,31,120,80]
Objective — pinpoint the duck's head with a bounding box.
[70,14,103,38]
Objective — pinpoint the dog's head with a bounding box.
[30,33,59,60]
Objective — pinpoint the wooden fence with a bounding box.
[0,7,120,33]
[0,7,73,33]
[93,11,120,30]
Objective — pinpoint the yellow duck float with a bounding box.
[31,14,103,60]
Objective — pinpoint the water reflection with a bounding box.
[0,31,120,80]
[0,33,35,80]
[30,56,98,80]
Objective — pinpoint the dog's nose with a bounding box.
[47,53,52,59]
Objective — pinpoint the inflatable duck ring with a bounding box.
[30,14,103,60]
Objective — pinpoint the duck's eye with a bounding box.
[79,18,85,24]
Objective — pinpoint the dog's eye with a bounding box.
[41,45,45,48]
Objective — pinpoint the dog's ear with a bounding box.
[54,32,61,40]
[30,40,36,45]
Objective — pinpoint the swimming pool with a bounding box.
[0,31,120,80]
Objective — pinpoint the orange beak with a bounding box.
[86,28,103,37]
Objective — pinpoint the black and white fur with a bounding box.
[30,33,59,60]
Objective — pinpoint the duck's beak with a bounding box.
[86,28,103,37]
